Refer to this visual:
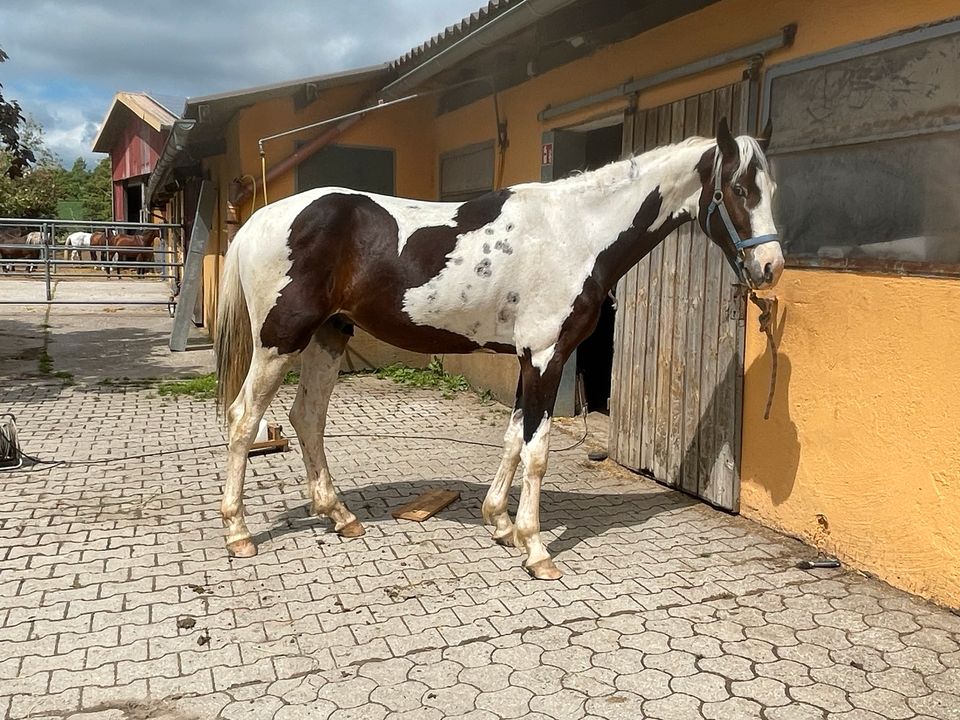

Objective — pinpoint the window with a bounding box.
[296,144,395,195]
[440,142,494,201]
[762,19,960,275]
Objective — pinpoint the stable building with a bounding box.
[144,0,960,609]
[92,92,180,223]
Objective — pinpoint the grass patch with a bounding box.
[376,358,469,396]
[156,370,300,401]
[157,373,217,400]
[38,349,53,375]
[53,370,75,386]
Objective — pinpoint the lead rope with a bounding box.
[748,292,779,420]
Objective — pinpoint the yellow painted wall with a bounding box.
[741,272,960,608]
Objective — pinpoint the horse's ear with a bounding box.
[757,118,773,153]
[716,116,737,160]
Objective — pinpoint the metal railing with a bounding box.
[0,218,184,306]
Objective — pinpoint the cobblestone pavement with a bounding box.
[2,375,959,719]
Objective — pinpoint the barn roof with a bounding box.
[91,92,180,153]
[390,1,520,76]
[145,64,390,205]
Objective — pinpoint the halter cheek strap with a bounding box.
[706,190,779,285]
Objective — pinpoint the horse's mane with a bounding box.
[542,134,769,195]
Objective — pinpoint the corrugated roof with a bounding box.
[391,1,520,75]
[91,92,179,153]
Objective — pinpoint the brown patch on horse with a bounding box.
[260,191,514,356]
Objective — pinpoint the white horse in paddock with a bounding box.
[66,231,93,261]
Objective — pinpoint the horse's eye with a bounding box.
[733,184,747,198]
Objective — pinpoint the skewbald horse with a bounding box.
[215,119,783,579]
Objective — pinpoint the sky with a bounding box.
[0,0,486,166]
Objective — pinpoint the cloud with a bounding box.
[0,0,484,164]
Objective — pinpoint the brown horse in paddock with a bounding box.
[106,229,160,276]
[89,231,111,270]
[0,228,41,273]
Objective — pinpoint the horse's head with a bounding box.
[697,118,783,290]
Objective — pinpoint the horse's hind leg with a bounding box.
[289,320,364,537]
[482,376,523,546]
[223,346,295,557]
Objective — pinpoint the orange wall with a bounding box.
[233,82,437,211]
[742,272,960,608]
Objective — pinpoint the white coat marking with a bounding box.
[403,139,719,370]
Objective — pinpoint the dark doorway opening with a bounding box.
[125,183,143,224]
[552,119,623,412]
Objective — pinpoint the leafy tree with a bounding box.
[0,47,34,178]
[63,157,89,199]
[0,152,60,217]
[82,158,112,220]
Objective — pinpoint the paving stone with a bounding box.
[510,664,565,695]
[563,665,618,698]
[584,692,646,719]
[731,676,791,706]
[766,704,827,720]
[422,684,480,716]
[671,671,729,702]
[370,680,429,713]
[849,687,920,719]
[614,668,672,699]
[703,697,766,719]
[459,662,513,692]
[642,692,703,720]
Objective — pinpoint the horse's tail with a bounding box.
[215,241,252,420]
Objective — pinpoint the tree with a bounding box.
[63,157,89,200]
[82,158,112,220]
[0,116,64,218]
[0,47,35,178]
[0,152,60,217]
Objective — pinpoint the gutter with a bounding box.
[379,0,580,100]
[145,119,197,205]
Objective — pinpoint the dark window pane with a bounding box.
[772,132,960,264]
[297,145,394,195]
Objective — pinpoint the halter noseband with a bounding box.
[706,189,779,286]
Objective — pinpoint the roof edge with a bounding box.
[184,63,391,112]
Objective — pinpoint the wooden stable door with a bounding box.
[609,81,751,512]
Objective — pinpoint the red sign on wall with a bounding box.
[541,142,553,166]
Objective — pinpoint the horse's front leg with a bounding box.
[482,377,523,546]
[512,353,565,580]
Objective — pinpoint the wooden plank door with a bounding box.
[608,80,750,512]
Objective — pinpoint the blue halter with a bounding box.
[706,189,779,286]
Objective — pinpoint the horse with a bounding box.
[103,229,159,276]
[0,229,41,273]
[214,118,783,580]
[89,231,111,270]
[65,231,93,261]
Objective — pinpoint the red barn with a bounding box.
[92,93,179,222]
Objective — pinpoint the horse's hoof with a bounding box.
[226,538,258,558]
[525,558,563,580]
[493,531,516,548]
[338,519,365,538]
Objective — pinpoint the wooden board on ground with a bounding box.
[248,423,289,456]
[392,489,460,522]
